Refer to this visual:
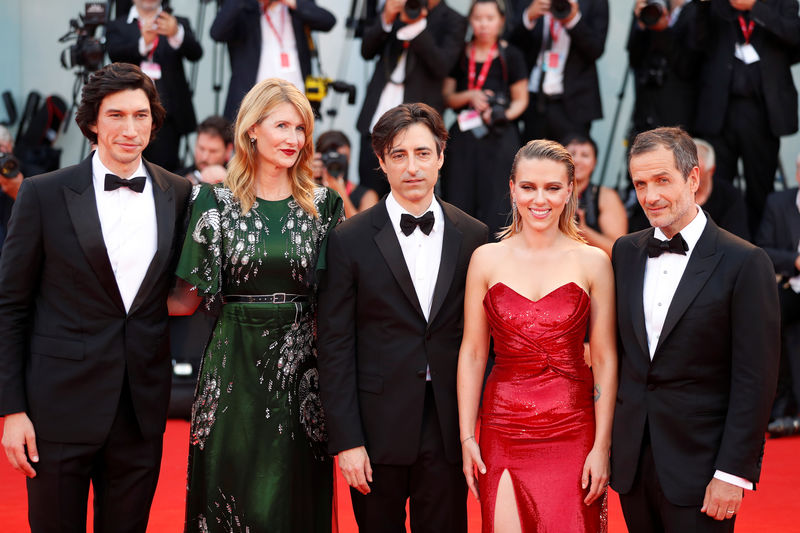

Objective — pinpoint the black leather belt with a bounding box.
[223,293,308,304]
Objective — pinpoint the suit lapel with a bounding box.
[129,161,175,315]
[373,200,426,318]
[428,201,462,326]
[63,155,126,313]
[653,218,723,357]
[628,230,651,359]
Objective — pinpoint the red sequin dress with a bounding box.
[479,282,606,532]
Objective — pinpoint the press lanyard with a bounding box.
[549,17,562,45]
[264,5,287,51]
[137,19,159,60]
[467,42,497,91]
[738,15,754,44]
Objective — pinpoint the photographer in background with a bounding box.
[356,0,467,198]
[509,0,608,143]
[175,115,234,185]
[210,0,335,122]
[628,0,701,138]
[312,130,378,218]
[441,0,528,239]
[0,126,23,256]
[692,0,800,237]
[106,0,203,172]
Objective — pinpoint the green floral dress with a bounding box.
[177,184,343,533]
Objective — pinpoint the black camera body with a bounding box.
[0,152,21,179]
[486,92,510,128]
[60,2,107,72]
[321,151,348,179]
[404,0,429,20]
[639,0,668,27]
[550,0,572,20]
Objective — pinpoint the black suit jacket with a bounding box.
[756,187,800,279]
[356,2,467,134]
[0,155,192,443]
[210,0,336,121]
[317,199,487,464]
[105,16,203,135]
[610,217,780,505]
[508,0,608,125]
[693,0,800,137]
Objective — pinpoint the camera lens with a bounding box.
[550,0,572,20]
[639,0,667,27]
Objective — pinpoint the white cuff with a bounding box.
[167,23,185,49]
[565,10,581,30]
[396,18,427,41]
[713,470,754,491]
[522,8,536,31]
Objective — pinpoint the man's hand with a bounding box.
[155,11,179,38]
[561,0,580,24]
[701,478,743,520]
[383,0,406,26]
[338,446,372,495]
[527,0,551,21]
[199,165,227,184]
[730,0,756,11]
[2,412,38,478]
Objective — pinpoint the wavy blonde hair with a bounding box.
[499,139,584,242]
[225,78,318,217]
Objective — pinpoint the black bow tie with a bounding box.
[104,173,146,193]
[647,233,688,258]
[400,211,435,236]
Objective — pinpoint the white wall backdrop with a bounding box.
[1,0,798,189]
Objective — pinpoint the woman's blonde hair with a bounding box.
[225,78,318,217]
[499,139,584,242]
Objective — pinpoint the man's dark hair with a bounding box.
[629,126,698,180]
[316,130,350,154]
[75,62,166,145]
[197,115,234,146]
[371,103,448,161]
[562,132,598,159]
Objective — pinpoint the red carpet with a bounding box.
[1,419,798,532]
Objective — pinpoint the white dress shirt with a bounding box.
[256,2,304,92]
[643,206,753,491]
[92,152,158,313]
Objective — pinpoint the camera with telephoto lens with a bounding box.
[404,0,429,19]
[550,0,572,20]
[0,152,20,179]
[320,151,348,179]
[638,0,668,27]
[60,2,107,72]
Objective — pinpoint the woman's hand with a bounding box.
[469,90,490,112]
[581,445,610,505]
[462,436,486,501]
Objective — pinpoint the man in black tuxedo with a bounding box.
[210,0,336,122]
[356,0,466,198]
[692,0,800,236]
[0,63,192,533]
[611,126,779,532]
[318,103,487,532]
[508,0,608,143]
[106,0,203,172]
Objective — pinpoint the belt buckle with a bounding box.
[273,293,286,304]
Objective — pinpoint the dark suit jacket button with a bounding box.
[416,370,426,379]
[647,384,656,391]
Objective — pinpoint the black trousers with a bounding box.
[350,383,467,533]
[708,95,779,237]
[618,431,735,533]
[773,284,800,417]
[520,93,590,145]
[26,376,164,533]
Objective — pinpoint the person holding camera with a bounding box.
[627,0,702,138]
[312,130,378,218]
[356,0,467,199]
[0,126,23,257]
[106,0,204,172]
[692,0,800,237]
[509,0,608,144]
[441,0,528,239]
[175,115,234,185]
[210,0,336,122]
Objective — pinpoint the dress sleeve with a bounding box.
[176,184,224,297]
[315,187,345,273]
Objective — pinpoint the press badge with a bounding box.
[734,43,760,65]
[544,51,560,71]
[458,109,483,132]
[141,61,162,80]
[279,52,292,72]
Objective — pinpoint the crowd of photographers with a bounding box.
[3,0,800,431]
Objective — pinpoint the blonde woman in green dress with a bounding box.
[169,78,344,532]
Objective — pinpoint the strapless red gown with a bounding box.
[479,282,606,533]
